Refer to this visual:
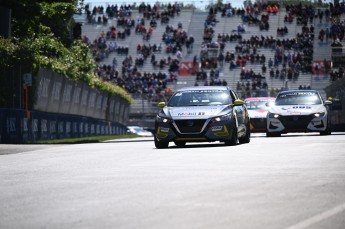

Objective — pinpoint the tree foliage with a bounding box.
[0,0,132,105]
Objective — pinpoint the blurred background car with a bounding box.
[266,90,332,137]
[127,126,153,137]
[244,97,276,132]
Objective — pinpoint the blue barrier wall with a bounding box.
[0,109,128,143]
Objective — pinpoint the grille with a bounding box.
[251,118,266,130]
[279,115,313,130]
[174,119,207,133]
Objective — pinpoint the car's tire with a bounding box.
[239,121,251,144]
[266,131,281,137]
[154,136,169,149]
[320,118,332,135]
[174,141,186,147]
[225,127,238,146]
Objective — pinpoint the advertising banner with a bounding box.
[179,61,199,76]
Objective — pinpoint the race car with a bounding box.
[244,97,276,132]
[154,86,251,148]
[266,90,332,137]
[127,126,153,137]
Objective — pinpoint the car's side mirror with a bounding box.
[328,99,342,110]
[324,100,332,105]
[158,102,166,108]
[234,99,244,106]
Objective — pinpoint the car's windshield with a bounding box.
[275,92,322,105]
[245,100,273,110]
[168,90,232,107]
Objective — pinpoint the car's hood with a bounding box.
[248,109,269,118]
[270,104,326,115]
[164,105,228,120]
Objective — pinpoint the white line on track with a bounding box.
[286,202,345,229]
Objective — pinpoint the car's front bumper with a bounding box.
[249,117,267,132]
[267,114,328,133]
[155,119,236,143]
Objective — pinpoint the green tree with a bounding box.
[0,0,132,108]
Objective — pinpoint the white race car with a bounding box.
[127,126,153,137]
[245,97,276,132]
[266,90,332,137]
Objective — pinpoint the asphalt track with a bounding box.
[0,133,344,229]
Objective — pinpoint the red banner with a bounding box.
[179,62,199,76]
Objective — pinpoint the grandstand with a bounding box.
[76,2,336,130]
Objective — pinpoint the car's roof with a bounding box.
[278,90,320,95]
[176,86,231,92]
[245,97,276,101]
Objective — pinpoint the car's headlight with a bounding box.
[268,112,280,118]
[212,113,232,122]
[156,115,172,123]
[314,112,325,117]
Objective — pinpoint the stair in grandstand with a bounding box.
[186,11,208,60]
[211,12,244,89]
[309,10,333,100]
[171,11,208,90]
[217,10,290,93]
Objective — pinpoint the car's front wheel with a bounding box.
[174,141,186,147]
[320,118,331,135]
[239,121,251,144]
[266,131,281,137]
[224,128,238,146]
[154,136,169,149]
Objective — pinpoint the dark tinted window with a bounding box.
[245,100,273,110]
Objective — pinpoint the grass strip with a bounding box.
[28,135,140,144]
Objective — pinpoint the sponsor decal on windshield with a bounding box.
[182,90,225,93]
[280,92,317,97]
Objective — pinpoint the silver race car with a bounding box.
[154,86,251,148]
[266,90,332,137]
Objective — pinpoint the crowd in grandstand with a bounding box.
[80,1,345,103]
